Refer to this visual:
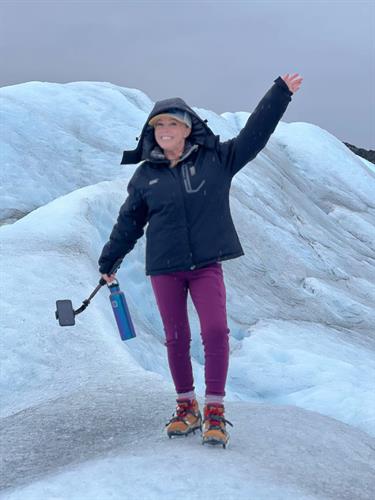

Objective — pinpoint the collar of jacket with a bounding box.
[147,140,199,166]
[120,97,217,165]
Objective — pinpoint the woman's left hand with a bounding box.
[281,73,303,93]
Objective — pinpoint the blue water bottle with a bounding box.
[108,280,136,341]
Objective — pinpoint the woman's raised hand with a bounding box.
[281,73,303,93]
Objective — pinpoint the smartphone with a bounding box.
[55,300,75,326]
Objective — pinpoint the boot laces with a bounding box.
[166,399,197,426]
[204,405,233,430]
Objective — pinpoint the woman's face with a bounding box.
[153,117,191,154]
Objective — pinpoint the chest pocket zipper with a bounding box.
[182,163,205,194]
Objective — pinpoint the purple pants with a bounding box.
[150,262,230,397]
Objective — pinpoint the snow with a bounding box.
[0,82,153,224]
[360,155,375,174]
[1,81,374,499]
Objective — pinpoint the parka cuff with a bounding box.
[273,76,293,97]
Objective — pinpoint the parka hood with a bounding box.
[120,97,218,165]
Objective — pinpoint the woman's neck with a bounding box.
[164,148,184,161]
[165,147,184,167]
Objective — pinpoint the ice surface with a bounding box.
[1,392,374,500]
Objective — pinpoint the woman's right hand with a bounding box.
[101,273,117,284]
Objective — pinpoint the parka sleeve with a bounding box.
[98,175,148,274]
[217,76,293,177]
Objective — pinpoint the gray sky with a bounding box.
[1,0,374,149]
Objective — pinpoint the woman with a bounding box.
[99,73,303,448]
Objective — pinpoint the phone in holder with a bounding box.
[55,300,75,326]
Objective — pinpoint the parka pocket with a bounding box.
[181,161,206,194]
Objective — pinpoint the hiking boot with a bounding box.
[165,398,202,438]
[202,403,233,448]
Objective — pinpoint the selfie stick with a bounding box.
[55,259,136,341]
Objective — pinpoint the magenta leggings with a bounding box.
[150,262,230,397]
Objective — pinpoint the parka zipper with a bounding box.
[178,170,196,269]
[168,153,198,270]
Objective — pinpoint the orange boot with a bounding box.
[202,403,233,448]
[165,398,202,438]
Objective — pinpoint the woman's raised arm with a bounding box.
[217,74,303,177]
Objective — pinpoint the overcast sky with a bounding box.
[1,0,374,149]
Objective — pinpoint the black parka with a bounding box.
[98,76,293,276]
